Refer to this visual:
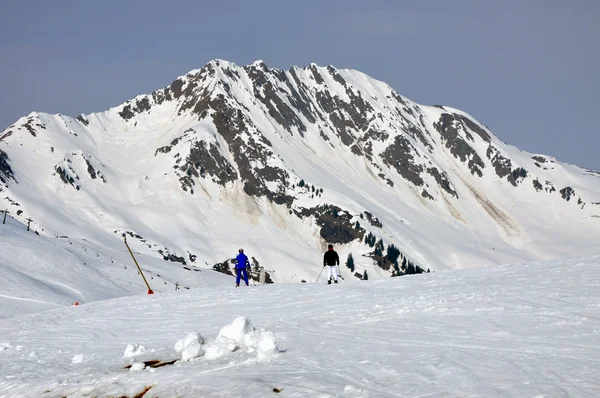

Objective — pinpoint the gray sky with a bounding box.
[1,0,598,169]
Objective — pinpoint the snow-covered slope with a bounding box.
[0,218,232,318]
[1,59,600,289]
[1,256,599,397]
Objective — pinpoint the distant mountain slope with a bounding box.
[1,59,600,283]
[0,217,232,318]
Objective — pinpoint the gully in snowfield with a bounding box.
[323,244,340,284]
[235,248,251,287]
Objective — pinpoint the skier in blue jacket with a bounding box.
[235,248,251,287]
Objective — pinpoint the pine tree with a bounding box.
[365,232,376,247]
[407,260,415,275]
[386,244,401,264]
[363,270,369,280]
[365,232,375,246]
[346,253,355,272]
[299,179,305,187]
[376,238,384,252]
[374,246,382,257]
[355,221,360,229]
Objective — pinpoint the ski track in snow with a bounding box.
[0,256,599,397]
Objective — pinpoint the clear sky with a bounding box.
[1,0,598,169]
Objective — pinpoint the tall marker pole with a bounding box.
[124,236,154,294]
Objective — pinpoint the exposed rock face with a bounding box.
[295,204,366,244]
[0,150,15,185]
[433,113,485,177]
[381,136,424,187]
[560,187,576,201]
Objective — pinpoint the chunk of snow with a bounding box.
[217,316,255,346]
[174,332,205,361]
[123,343,147,358]
[256,330,279,362]
[215,317,280,361]
[129,361,145,372]
[71,354,84,364]
[181,342,204,361]
[204,336,237,360]
[174,332,205,352]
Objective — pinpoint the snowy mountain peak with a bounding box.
[1,60,600,287]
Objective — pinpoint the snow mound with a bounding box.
[129,361,146,372]
[123,343,147,358]
[174,332,205,361]
[171,317,281,362]
[215,316,281,362]
[217,316,256,346]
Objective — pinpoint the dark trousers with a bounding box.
[236,268,249,285]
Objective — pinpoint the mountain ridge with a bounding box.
[1,59,599,283]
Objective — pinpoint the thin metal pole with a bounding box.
[337,265,344,280]
[124,237,154,294]
[315,265,326,283]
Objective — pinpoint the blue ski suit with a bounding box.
[235,252,250,286]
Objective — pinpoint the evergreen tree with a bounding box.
[299,179,305,187]
[376,238,384,252]
[365,232,376,247]
[355,221,360,229]
[364,232,376,247]
[407,260,415,275]
[363,270,369,280]
[311,185,315,192]
[374,245,382,257]
[393,262,401,276]
[346,253,355,272]
[402,256,407,271]
[386,244,401,264]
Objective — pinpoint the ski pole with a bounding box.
[316,265,325,283]
[337,265,344,280]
